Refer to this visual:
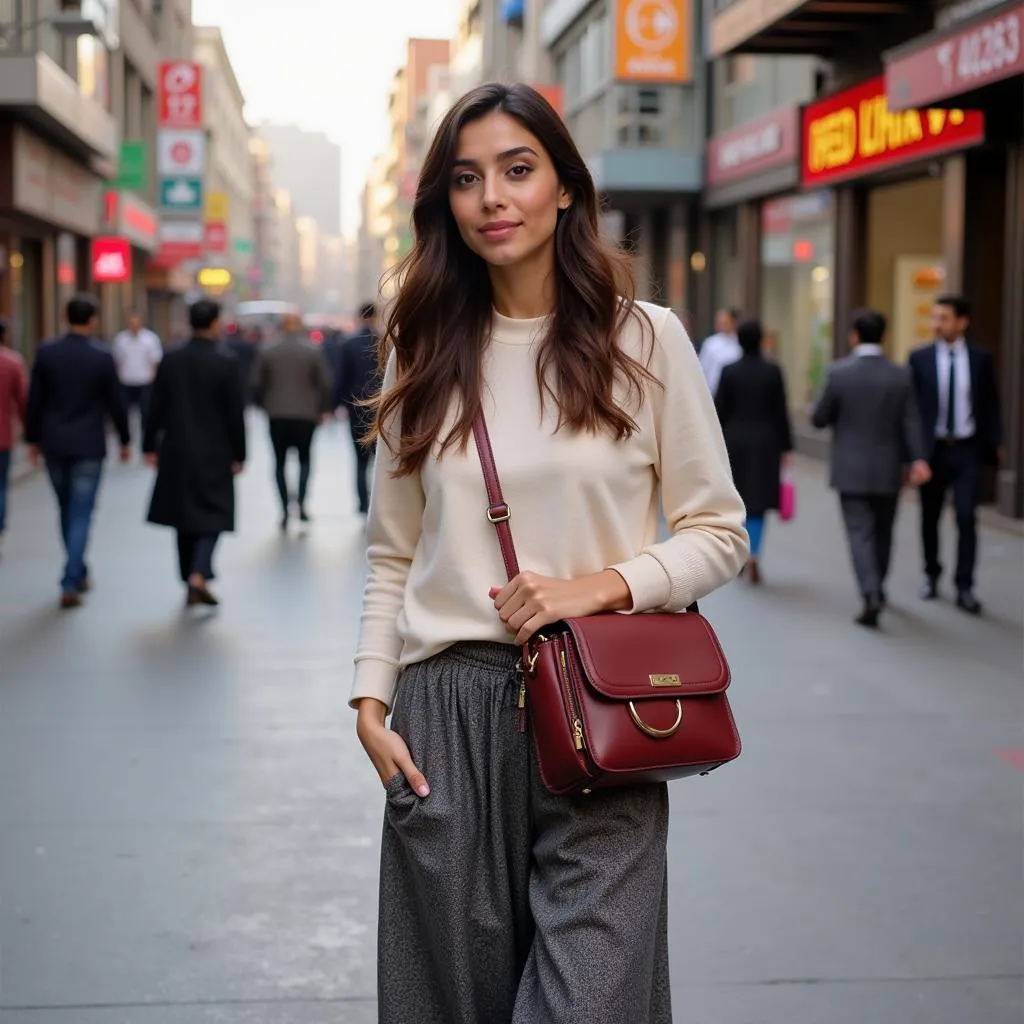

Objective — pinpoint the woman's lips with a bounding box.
[479,222,520,241]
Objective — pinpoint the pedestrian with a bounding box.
[811,309,932,626]
[698,306,742,396]
[351,82,747,1024]
[909,295,1003,614]
[337,302,381,515]
[111,310,163,449]
[0,318,28,561]
[143,299,246,607]
[24,295,130,608]
[252,311,333,529]
[714,317,793,585]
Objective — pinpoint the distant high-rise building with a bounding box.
[258,124,343,236]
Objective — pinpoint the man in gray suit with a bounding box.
[811,309,931,627]
[252,313,333,530]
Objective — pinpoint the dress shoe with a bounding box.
[186,583,219,607]
[78,575,91,594]
[956,590,982,615]
[919,577,939,600]
[279,512,289,532]
[855,600,881,628]
[60,591,82,610]
[298,506,311,523]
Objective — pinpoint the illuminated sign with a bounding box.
[91,237,131,283]
[197,267,232,289]
[801,75,985,188]
[615,0,691,84]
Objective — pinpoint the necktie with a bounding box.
[946,351,957,438]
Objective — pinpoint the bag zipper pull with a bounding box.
[573,718,585,750]
[515,668,527,732]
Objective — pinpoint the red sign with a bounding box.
[204,221,228,252]
[91,237,131,283]
[706,105,800,188]
[159,61,203,127]
[801,75,985,187]
[156,241,203,264]
[885,2,1023,111]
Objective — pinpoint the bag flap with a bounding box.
[563,612,730,700]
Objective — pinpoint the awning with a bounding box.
[885,0,1024,110]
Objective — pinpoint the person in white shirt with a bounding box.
[351,83,747,1024]
[112,312,163,448]
[698,306,742,396]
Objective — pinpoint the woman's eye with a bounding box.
[453,173,478,187]
[508,164,531,177]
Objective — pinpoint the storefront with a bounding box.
[702,104,835,412]
[100,189,162,335]
[0,125,102,360]
[883,0,1024,517]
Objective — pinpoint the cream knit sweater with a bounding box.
[350,302,749,710]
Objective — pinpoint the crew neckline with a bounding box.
[490,308,551,346]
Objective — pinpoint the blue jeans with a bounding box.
[0,449,10,534]
[45,457,103,593]
[745,515,765,557]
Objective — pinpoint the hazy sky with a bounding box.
[191,0,459,239]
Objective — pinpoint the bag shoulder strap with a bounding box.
[472,409,700,614]
[472,411,520,583]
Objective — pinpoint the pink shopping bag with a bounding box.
[779,473,796,522]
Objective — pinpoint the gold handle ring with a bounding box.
[628,699,683,739]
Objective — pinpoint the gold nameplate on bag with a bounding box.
[649,674,681,687]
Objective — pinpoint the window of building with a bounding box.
[759,191,835,410]
[556,10,609,109]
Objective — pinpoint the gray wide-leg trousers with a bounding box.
[378,641,672,1024]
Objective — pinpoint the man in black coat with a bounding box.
[909,295,1003,614]
[812,309,931,627]
[25,295,130,608]
[143,299,246,607]
[337,302,382,515]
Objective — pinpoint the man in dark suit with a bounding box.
[909,295,1003,614]
[25,295,130,608]
[143,299,246,607]
[812,309,931,627]
[337,302,381,515]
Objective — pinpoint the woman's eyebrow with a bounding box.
[452,146,539,168]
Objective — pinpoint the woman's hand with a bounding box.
[489,569,632,645]
[355,698,430,797]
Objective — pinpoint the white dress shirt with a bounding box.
[854,344,884,358]
[698,331,742,396]
[112,328,163,386]
[935,338,974,440]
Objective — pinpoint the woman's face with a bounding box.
[448,110,570,270]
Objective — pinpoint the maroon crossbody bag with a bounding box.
[472,412,742,796]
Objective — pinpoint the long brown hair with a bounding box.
[376,82,653,476]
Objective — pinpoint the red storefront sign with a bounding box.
[885,2,1023,111]
[801,75,985,188]
[204,221,228,252]
[706,105,800,188]
[158,61,203,128]
[91,237,132,283]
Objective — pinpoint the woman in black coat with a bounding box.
[143,300,246,606]
[714,318,793,584]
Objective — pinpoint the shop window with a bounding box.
[759,192,835,411]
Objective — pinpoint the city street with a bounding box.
[1,418,1021,1024]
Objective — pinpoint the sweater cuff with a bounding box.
[349,656,400,711]
[609,553,672,613]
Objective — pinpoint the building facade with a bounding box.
[0,0,119,358]
[706,0,1024,519]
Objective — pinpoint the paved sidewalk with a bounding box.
[0,418,1021,1023]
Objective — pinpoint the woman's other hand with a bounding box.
[355,698,430,797]
[489,569,632,645]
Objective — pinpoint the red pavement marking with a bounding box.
[995,749,1024,771]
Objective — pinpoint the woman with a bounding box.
[351,83,748,1024]
[714,317,793,584]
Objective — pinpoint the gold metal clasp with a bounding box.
[649,673,681,688]
[486,503,511,523]
[629,699,683,739]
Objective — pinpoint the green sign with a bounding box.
[114,141,148,191]
[160,176,203,212]
[233,238,254,255]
